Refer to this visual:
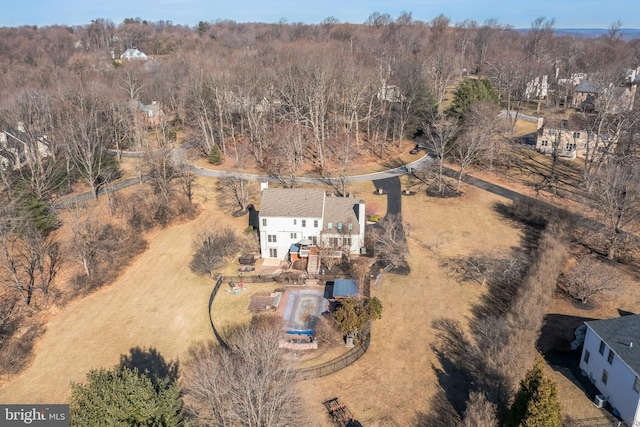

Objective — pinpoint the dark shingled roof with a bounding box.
[259,188,325,218]
[575,80,598,93]
[586,314,640,376]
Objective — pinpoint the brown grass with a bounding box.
[1,157,632,426]
[0,176,248,404]
[299,185,524,426]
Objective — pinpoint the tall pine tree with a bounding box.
[506,356,562,427]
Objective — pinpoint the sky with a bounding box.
[0,0,638,29]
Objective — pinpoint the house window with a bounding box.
[293,219,297,225]
[573,132,581,138]
[290,233,297,239]
[566,143,575,151]
[269,248,278,258]
[314,219,318,228]
[327,222,332,230]
[599,340,605,355]
[348,223,353,230]
[547,129,556,135]
[301,220,306,227]
[541,140,548,147]
[634,376,640,393]
[607,349,614,365]
[601,370,608,385]
[583,350,590,364]
[267,234,277,243]
[337,222,343,230]
[344,237,352,247]
[262,218,267,227]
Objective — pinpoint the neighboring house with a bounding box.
[120,48,148,61]
[377,79,402,103]
[535,114,616,160]
[258,184,365,260]
[579,315,640,426]
[557,72,587,87]
[130,101,165,126]
[572,80,637,113]
[0,128,51,171]
[525,75,548,99]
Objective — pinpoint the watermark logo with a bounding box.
[1,405,69,426]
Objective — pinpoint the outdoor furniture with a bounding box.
[239,253,256,265]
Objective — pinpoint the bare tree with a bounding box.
[190,226,239,279]
[374,215,408,271]
[62,84,118,198]
[172,150,197,204]
[422,115,459,194]
[586,158,640,259]
[0,219,61,307]
[183,317,305,427]
[460,391,498,427]
[217,175,255,214]
[561,256,621,304]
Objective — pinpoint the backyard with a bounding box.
[0,158,634,426]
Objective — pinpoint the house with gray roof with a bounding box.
[120,48,147,61]
[572,79,637,113]
[257,183,365,261]
[579,314,640,425]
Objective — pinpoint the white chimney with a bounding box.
[631,342,634,348]
[358,200,365,249]
[260,181,269,193]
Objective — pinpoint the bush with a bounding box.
[208,145,222,165]
[368,214,381,222]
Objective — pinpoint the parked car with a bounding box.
[410,144,426,155]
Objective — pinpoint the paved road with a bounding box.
[53,153,434,207]
[499,110,540,123]
[192,155,432,183]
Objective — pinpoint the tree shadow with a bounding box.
[413,387,461,427]
[118,346,179,387]
[537,314,601,403]
[381,158,407,170]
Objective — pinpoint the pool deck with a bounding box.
[277,285,328,332]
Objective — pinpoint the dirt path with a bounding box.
[0,207,223,404]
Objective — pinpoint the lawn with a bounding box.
[0,177,248,404]
[0,167,624,425]
[298,184,525,426]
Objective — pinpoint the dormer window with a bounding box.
[327,222,332,230]
[337,222,343,230]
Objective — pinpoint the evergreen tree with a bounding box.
[506,356,562,427]
[333,297,383,335]
[70,366,184,426]
[447,78,500,118]
[208,145,222,165]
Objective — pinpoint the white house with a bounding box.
[525,75,548,99]
[0,128,51,171]
[579,315,640,426]
[258,184,365,261]
[120,48,147,61]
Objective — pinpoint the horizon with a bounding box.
[1,0,638,30]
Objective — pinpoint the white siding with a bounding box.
[580,326,640,426]
[259,215,323,259]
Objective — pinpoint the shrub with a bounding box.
[208,145,222,165]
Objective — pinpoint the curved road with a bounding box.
[54,152,433,208]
